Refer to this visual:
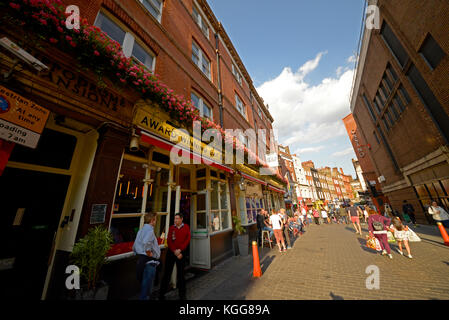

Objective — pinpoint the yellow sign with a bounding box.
[133,101,222,162]
[0,85,49,134]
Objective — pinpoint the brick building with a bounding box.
[350,0,449,223]
[0,0,286,299]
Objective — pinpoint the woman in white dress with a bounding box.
[389,217,412,258]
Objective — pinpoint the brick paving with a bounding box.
[170,222,449,300]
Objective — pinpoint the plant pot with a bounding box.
[237,234,249,256]
[75,281,109,300]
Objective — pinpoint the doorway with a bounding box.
[0,168,70,299]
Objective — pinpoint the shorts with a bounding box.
[351,216,360,223]
[273,229,283,243]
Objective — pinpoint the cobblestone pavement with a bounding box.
[169,222,449,300]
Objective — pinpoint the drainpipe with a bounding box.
[215,33,224,128]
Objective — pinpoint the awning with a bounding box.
[240,172,267,186]
[140,130,234,174]
[268,184,285,194]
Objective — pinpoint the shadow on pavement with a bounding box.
[442,261,449,267]
[357,238,379,255]
[260,255,275,273]
[330,292,344,300]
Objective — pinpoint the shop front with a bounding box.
[0,33,139,300]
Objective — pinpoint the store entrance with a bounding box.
[0,167,70,299]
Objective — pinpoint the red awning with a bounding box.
[240,172,267,186]
[140,131,234,174]
[268,184,285,194]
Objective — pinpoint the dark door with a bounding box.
[0,168,70,299]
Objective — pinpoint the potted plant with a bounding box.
[232,215,248,256]
[70,225,113,300]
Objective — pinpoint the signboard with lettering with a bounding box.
[0,85,49,148]
[90,204,107,225]
[133,101,222,162]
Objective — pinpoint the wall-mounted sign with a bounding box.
[0,85,50,148]
[266,153,279,167]
[351,129,365,158]
[90,204,107,224]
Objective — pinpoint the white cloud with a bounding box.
[331,147,355,157]
[347,55,357,63]
[257,52,354,149]
[297,146,325,154]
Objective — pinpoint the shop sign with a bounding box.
[133,102,222,162]
[266,153,279,167]
[90,204,107,224]
[0,85,49,148]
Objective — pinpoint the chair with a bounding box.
[262,230,272,249]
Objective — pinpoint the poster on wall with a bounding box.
[90,204,107,224]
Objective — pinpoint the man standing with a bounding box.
[347,202,363,235]
[402,200,417,226]
[270,210,287,252]
[321,208,329,224]
[133,212,161,300]
[159,213,191,300]
[428,201,449,228]
[256,209,266,247]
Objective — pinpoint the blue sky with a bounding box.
[208,0,366,177]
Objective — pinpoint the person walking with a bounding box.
[270,210,287,252]
[133,212,161,300]
[159,213,191,300]
[256,209,266,247]
[389,217,413,258]
[307,209,313,225]
[279,209,292,249]
[339,205,348,224]
[347,202,363,235]
[428,201,449,228]
[313,208,320,225]
[321,208,328,224]
[368,208,393,259]
[402,200,417,226]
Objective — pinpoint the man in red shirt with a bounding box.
[159,213,191,300]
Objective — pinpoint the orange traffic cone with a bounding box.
[252,241,262,278]
[437,222,449,246]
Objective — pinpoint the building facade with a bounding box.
[350,0,449,223]
[0,0,286,300]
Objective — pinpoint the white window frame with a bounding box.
[191,91,213,120]
[192,4,210,39]
[192,41,211,80]
[140,0,163,23]
[232,64,242,85]
[235,94,246,118]
[94,11,156,71]
[209,176,232,234]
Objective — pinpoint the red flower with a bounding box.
[9,3,20,10]
[70,41,77,47]
[49,38,58,43]
[93,50,100,56]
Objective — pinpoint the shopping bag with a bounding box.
[374,238,382,251]
[387,230,396,243]
[366,237,376,250]
[408,228,421,242]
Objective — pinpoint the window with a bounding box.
[419,34,446,70]
[95,12,155,70]
[407,64,449,142]
[141,0,163,22]
[258,107,263,118]
[192,41,211,79]
[376,92,385,106]
[389,101,399,120]
[372,99,382,114]
[393,93,405,113]
[232,64,242,85]
[192,5,209,39]
[380,21,409,67]
[398,84,411,105]
[386,64,398,82]
[210,175,231,233]
[383,74,393,92]
[382,117,390,131]
[191,92,213,119]
[235,94,246,118]
[362,94,376,121]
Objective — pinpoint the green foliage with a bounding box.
[232,215,245,235]
[70,226,113,290]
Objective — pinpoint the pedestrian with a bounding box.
[384,204,393,218]
[307,209,313,224]
[256,209,266,247]
[280,208,292,249]
[321,208,328,224]
[389,217,413,258]
[263,210,274,240]
[159,213,191,300]
[347,202,363,235]
[402,200,417,226]
[132,212,161,300]
[428,201,449,228]
[269,209,287,252]
[368,208,393,259]
[313,208,320,225]
[339,205,348,224]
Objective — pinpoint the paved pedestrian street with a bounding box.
[170,223,449,300]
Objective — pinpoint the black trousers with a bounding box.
[257,227,262,246]
[159,250,186,298]
[408,213,416,224]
